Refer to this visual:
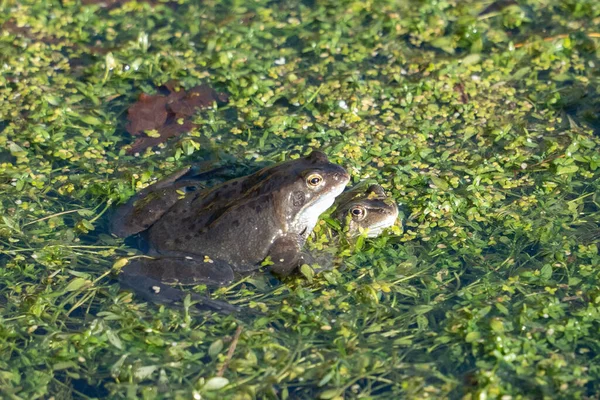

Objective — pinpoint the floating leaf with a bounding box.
[134,365,157,381]
[106,330,123,350]
[112,258,129,270]
[203,377,229,391]
[430,176,449,190]
[208,339,223,359]
[556,165,579,175]
[65,277,90,292]
[465,331,481,343]
[300,264,314,283]
[125,81,229,154]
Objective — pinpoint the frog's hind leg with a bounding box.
[122,256,235,286]
[119,257,237,314]
[119,273,239,314]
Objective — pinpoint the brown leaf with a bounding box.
[168,85,229,117]
[124,81,229,154]
[128,121,195,155]
[125,93,169,136]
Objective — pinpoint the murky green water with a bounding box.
[1,0,600,398]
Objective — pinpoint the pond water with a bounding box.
[1,0,600,398]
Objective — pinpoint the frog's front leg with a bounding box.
[119,256,237,314]
[267,235,303,277]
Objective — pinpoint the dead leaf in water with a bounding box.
[125,81,229,154]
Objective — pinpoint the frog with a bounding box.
[111,150,350,312]
[297,183,399,273]
[332,183,399,238]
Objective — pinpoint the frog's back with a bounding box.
[148,195,283,270]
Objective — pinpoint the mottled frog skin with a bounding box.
[111,151,350,312]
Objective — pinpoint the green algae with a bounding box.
[1,0,600,398]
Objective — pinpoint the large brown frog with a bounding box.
[111,151,350,312]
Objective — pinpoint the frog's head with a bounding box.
[267,150,350,237]
[335,184,399,238]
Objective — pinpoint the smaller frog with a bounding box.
[297,183,399,274]
[333,183,399,238]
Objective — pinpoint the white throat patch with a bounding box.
[293,184,345,236]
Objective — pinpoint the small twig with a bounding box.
[21,209,90,227]
[299,84,324,110]
[217,325,243,377]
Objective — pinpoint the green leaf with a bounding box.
[319,388,342,399]
[112,258,129,270]
[413,305,433,315]
[393,336,413,346]
[462,53,481,65]
[81,115,102,125]
[300,264,314,283]
[8,142,26,156]
[106,330,123,350]
[465,331,481,343]
[568,277,582,286]
[476,306,492,319]
[145,129,161,138]
[430,37,455,54]
[511,67,530,80]
[318,371,335,387]
[490,319,504,333]
[203,377,229,391]
[556,165,578,175]
[208,339,223,359]
[496,303,509,316]
[134,365,157,381]
[53,361,77,371]
[540,264,553,281]
[430,176,449,190]
[354,234,365,251]
[65,277,90,292]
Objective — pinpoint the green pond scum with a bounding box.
[0,0,599,398]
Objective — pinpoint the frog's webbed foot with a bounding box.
[268,235,302,277]
[119,257,237,314]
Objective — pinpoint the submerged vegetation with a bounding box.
[1,0,600,398]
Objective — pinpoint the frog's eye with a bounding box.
[307,173,323,187]
[350,206,366,220]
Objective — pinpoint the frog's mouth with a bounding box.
[352,220,394,238]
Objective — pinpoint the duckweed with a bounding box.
[1,0,600,398]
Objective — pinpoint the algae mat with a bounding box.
[1,0,600,398]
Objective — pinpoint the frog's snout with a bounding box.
[332,167,350,183]
[334,172,349,182]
